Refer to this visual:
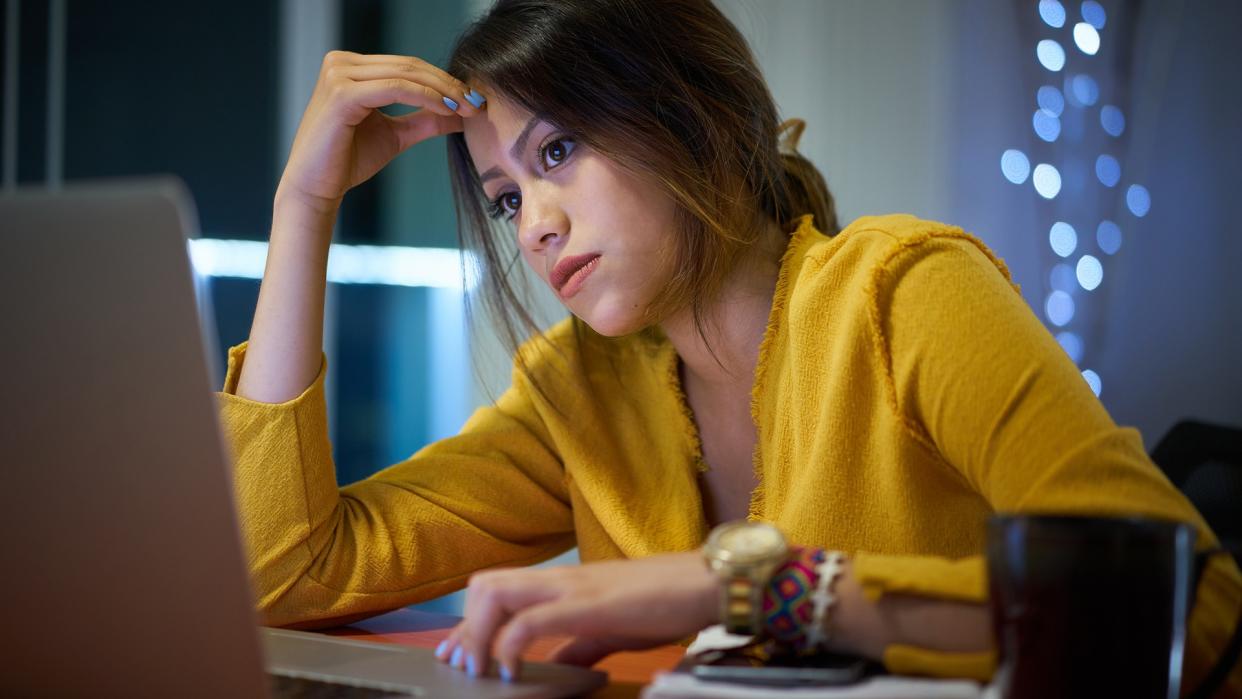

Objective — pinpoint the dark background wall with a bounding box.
[5,1,279,238]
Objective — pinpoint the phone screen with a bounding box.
[685,646,873,687]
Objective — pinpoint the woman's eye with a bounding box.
[485,138,575,222]
[489,191,522,220]
[502,192,521,212]
[541,138,575,169]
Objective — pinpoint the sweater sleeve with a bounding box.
[857,232,1242,694]
[216,342,575,629]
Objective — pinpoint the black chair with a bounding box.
[1150,420,1242,566]
[1150,419,1242,698]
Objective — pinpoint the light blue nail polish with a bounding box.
[435,640,449,657]
[442,96,459,111]
[466,654,479,677]
[499,664,514,682]
[450,646,464,668]
[463,89,486,109]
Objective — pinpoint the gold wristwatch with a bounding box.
[702,520,788,636]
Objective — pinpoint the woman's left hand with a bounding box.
[433,551,719,681]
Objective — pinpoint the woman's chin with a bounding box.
[572,304,648,338]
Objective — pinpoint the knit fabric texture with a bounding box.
[217,213,1241,691]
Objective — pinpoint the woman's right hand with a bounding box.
[276,50,484,214]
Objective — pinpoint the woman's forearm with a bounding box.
[826,558,994,659]
[234,190,339,403]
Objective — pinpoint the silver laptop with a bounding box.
[0,177,607,698]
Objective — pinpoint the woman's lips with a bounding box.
[556,255,601,300]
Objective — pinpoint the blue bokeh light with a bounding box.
[1033,163,1063,199]
[1038,40,1067,72]
[1050,263,1077,293]
[1077,255,1103,291]
[1057,331,1084,363]
[1038,85,1065,116]
[1046,290,1076,327]
[1049,222,1078,257]
[1127,184,1151,217]
[1082,369,1102,397]
[1033,110,1062,142]
[1001,149,1031,184]
[1040,0,1067,28]
[1100,105,1126,137]
[1081,0,1106,29]
[1074,22,1100,55]
[1095,154,1121,187]
[1071,74,1100,106]
[1097,220,1122,254]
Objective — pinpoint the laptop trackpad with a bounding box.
[262,627,608,698]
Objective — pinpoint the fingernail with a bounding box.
[463,88,486,109]
[435,640,449,658]
[450,646,464,669]
[499,663,514,682]
[442,95,459,112]
[466,653,479,678]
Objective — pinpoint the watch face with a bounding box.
[711,522,786,563]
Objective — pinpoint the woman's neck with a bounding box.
[659,220,788,393]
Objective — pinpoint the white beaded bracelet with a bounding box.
[805,551,846,651]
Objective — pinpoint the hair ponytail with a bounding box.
[775,118,840,236]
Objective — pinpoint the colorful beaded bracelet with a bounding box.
[761,545,846,654]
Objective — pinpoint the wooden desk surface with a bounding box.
[320,607,685,699]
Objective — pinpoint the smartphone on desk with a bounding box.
[686,645,873,687]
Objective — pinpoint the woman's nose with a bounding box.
[517,192,568,253]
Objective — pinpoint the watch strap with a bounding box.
[721,574,764,635]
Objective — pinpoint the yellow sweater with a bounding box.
[217,213,1241,692]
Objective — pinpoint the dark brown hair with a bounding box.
[445,0,838,394]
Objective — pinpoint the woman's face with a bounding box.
[462,92,680,337]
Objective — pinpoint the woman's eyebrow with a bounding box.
[479,115,542,184]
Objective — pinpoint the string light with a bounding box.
[1040,0,1067,28]
[1050,222,1078,257]
[1081,1,1107,29]
[1100,105,1126,136]
[1037,40,1067,71]
[1001,149,1032,184]
[1127,184,1151,217]
[1082,369,1102,396]
[1076,255,1103,291]
[998,1,1153,399]
[1038,85,1066,115]
[1033,163,1063,198]
[1057,331,1084,363]
[1034,109,1062,142]
[1069,74,1100,106]
[1097,220,1122,254]
[1046,290,1076,326]
[1095,154,1121,186]
[1073,22,1100,55]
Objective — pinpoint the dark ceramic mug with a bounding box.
[986,514,1196,699]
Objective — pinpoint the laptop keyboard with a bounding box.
[269,671,420,698]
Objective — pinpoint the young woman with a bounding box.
[219,0,1242,691]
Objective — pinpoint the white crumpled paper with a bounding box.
[641,625,997,699]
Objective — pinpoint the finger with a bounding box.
[336,78,461,120]
[328,51,484,107]
[388,110,463,151]
[332,51,439,67]
[495,598,604,678]
[434,623,463,663]
[333,63,481,116]
[458,571,560,678]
